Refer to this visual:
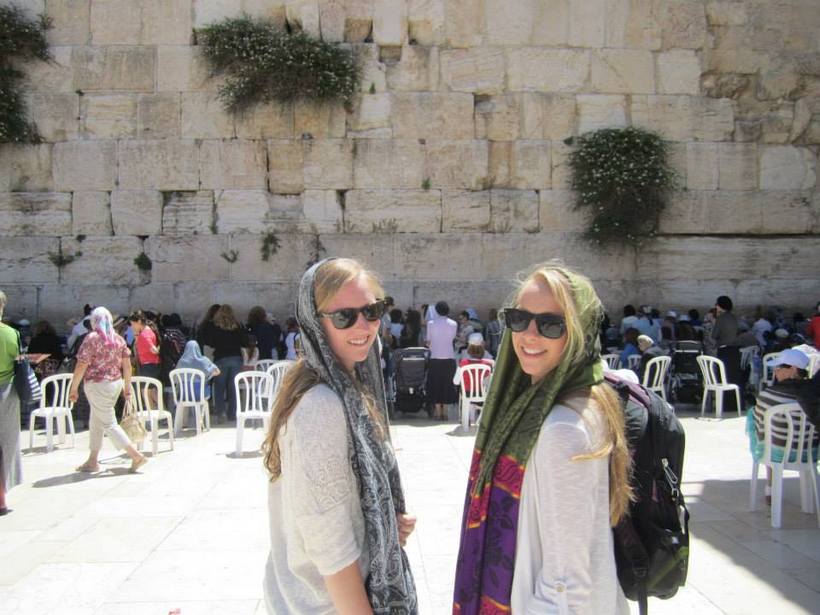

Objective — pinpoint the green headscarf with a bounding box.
[471,265,605,496]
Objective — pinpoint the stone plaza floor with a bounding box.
[1,406,818,614]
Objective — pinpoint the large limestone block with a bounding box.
[141,0,193,45]
[216,190,275,234]
[373,0,406,46]
[704,49,764,75]
[0,192,72,236]
[319,233,397,278]
[507,49,589,93]
[489,190,539,233]
[444,0,484,48]
[353,140,426,190]
[302,190,343,233]
[657,190,707,234]
[193,0,284,28]
[686,142,719,190]
[395,234,480,281]
[590,49,654,94]
[718,143,758,190]
[519,94,576,141]
[46,0,90,45]
[488,141,513,188]
[72,191,112,236]
[408,0,444,45]
[391,93,475,139]
[569,0,605,47]
[229,233,317,283]
[118,140,200,191]
[342,0,374,43]
[510,140,551,191]
[199,140,268,190]
[110,190,163,236]
[441,190,490,231]
[485,0,568,46]
[72,46,155,92]
[60,236,143,285]
[348,93,392,134]
[90,0,141,44]
[161,191,215,237]
[26,93,79,141]
[358,44,386,93]
[550,142,573,190]
[475,95,520,141]
[157,46,220,92]
[760,146,816,190]
[761,191,815,234]
[319,0,345,42]
[303,139,353,189]
[235,103,294,139]
[81,94,137,139]
[657,50,701,95]
[181,92,235,139]
[268,140,304,193]
[0,237,59,283]
[344,190,442,233]
[604,0,661,49]
[661,0,708,49]
[631,96,733,142]
[705,1,747,26]
[0,144,52,192]
[294,101,346,138]
[137,93,180,139]
[426,140,488,190]
[243,0,287,25]
[539,189,586,232]
[20,46,73,93]
[53,141,117,191]
[576,95,627,134]
[440,47,502,95]
[286,0,321,37]
[146,235,230,283]
[386,46,440,92]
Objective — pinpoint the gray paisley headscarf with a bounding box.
[296,258,418,615]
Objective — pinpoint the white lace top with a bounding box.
[264,384,367,614]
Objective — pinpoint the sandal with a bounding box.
[76,463,100,473]
[129,456,149,473]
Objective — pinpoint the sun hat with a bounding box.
[770,348,809,370]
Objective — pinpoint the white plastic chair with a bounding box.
[254,359,278,373]
[642,356,672,401]
[234,371,274,455]
[749,403,820,529]
[170,368,211,436]
[28,373,75,452]
[760,352,782,391]
[453,363,492,431]
[739,345,759,372]
[265,360,294,408]
[626,354,642,372]
[602,354,620,369]
[129,376,174,456]
[696,355,741,418]
[807,354,820,378]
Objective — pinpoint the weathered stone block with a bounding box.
[72,46,155,92]
[20,46,74,93]
[348,93,392,133]
[442,190,490,231]
[686,142,719,190]
[318,0,345,42]
[489,190,539,233]
[657,190,706,234]
[591,49,655,94]
[408,0,444,45]
[718,143,758,190]
[705,1,747,26]
[475,95,520,141]
[60,236,143,285]
[444,0,484,48]
[294,100,346,138]
[488,141,513,188]
[81,94,137,139]
[345,190,441,233]
[319,233,398,279]
[539,189,587,232]
[146,235,229,283]
[507,49,589,93]
[216,190,277,234]
[632,96,733,142]
[303,139,353,189]
[228,233,315,283]
[704,48,764,74]
[90,0,141,44]
[577,95,627,134]
[0,237,58,283]
[604,0,661,49]
[235,103,294,139]
[0,192,71,236]
[110,190,163,236]
[25,93,79,141]
[199,140,268,190]
[510,140,551,190]
[440,47,502,95]
[353,140,426,190]
[194,0,285,29]
[118,140,200,191]
[569,0,605,47]
[426,140,488,190]
[342,0,374,42]
[268,140,304,194]
[157,46,220,92]
[761,191,814,234]
[0,144,52,192]
[72,191,112,236]
[161,191,215,237]
[136,93,180,139]
[373,0,406,45]
[661,0,708,49]
[302,190,343,233]
[391,92,475,139]
[760,146,817,190]
[181,92,235,139]
[550,142,573,190]
[519,94,576,140]
[657,50,701,95]
[386,46,439,92]
[141,0,193,45]
[53,141,117,191]
[485,0,568,46]
[46,0,90,45]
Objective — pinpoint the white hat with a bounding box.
[467,332,484,345]
[770,348,809,370]
[666,310,678,319]
[774,328,789,339]
[678,315,690,322]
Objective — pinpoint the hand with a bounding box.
[123,387,132,398]
[396,513,417,547]
[68,388,79,403]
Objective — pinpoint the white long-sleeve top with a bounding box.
[511,401,629,615]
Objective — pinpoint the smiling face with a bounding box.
[511,277,568,384]
[320,273,381,373]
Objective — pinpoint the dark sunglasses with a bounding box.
[318,300,386,330]
[501,308,566,339]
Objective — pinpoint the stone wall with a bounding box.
[1,0,818,326]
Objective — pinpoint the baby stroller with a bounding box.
[391,347,431,417]
[669,340,703,404]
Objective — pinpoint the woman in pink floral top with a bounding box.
[68,307,148,473]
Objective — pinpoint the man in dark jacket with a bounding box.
[713,295,744,408]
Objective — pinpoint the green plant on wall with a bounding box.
[134,252,153,271]
[568,127,675,246]
[260,231,281,262]
[0,4,52,142]
[198,15,360,113]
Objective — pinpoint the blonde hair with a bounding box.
[262,258,385,480]
[517,263,634,526]
[213,304,240,330]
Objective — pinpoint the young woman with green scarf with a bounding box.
[453,263,633,614]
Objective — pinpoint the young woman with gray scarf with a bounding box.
[261,258,418,614]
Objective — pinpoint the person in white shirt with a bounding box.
[261,258,417,614]
[66,303,94,350]
[453,262,632,615]
[425,301,458,420]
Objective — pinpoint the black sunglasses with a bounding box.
[318,300,386,330]
[501,308,566,339]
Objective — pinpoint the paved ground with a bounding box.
[1,404,818,614]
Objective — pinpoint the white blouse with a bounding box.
[264,384,368,615]
[511,402,629,615]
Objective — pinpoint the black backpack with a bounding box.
[605,373,690,615]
